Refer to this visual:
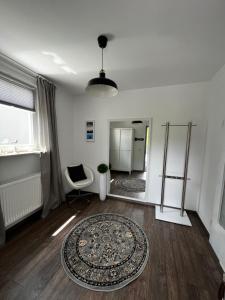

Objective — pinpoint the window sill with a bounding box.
[0,151,41,158]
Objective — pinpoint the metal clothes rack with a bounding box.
[160,122,196,217]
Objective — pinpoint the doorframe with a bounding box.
[143,125,149,172]
[106,117,153,203]
[217,160,225,226]
[209,154,225,271]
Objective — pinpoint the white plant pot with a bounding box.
[99,173,107,201]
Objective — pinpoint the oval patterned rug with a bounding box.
[61,213,149,291]
[114,178,146,193]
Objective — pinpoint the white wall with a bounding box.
[0,154,40,184]
[199,64,225,270]
[72,82,208,210]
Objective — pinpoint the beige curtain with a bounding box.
[37,77,64,218]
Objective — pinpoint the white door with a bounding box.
[210,162,225,269]
[220,181,225,229]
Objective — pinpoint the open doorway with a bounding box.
[108,119,150,202]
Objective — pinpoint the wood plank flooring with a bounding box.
[0,196,223,300]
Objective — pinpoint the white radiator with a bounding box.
[0,173,42,228]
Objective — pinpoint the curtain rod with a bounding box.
[0,52,54,85]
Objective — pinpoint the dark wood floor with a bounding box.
[0,196,222,300]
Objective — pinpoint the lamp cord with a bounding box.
[101,48,104,71]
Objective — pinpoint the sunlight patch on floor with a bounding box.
[52,215,77,236]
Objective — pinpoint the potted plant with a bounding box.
[97,163,109,201]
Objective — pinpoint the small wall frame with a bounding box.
[85,120,95,142]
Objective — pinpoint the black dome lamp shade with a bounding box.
[86,35,118,97]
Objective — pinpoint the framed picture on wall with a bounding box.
[85,121,95,142]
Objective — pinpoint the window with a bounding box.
[0,76,38,155]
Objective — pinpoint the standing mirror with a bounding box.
[108,119,150,202]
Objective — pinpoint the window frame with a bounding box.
[0,73,40,156]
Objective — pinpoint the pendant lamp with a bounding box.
[86,35,118,97]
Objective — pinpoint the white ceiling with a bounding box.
[0,0,225,95]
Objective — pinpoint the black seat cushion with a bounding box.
[67,164,87,182]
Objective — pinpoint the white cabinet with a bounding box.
[110,150,120,170]
[110,128,134,173]
[120,150,132,171]
[110,128,120,150]
[120,129,133,150]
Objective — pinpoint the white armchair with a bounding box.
[65,164,94,200]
